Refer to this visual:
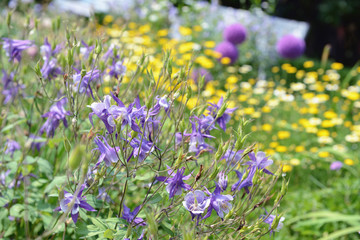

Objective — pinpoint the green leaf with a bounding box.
[37,157,53,176]
[160,222,174,237]
[1,119,26,133]
[44,176,66,193]
[318,226,360,240]
[90,216,108,230]
[103,229,116,239]
[148,193,162,204]
[10,204,24,218]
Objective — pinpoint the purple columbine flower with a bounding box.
[330,161,343,171]
[2,70,25,104]
[207,97,237,131]
[157,167,192,199]
[121,204,146,226]
[261,212,285,235]
[8,172,37,189]
[185,118,214,155]
[203,183,233,219]
[80,40,95,59]
[4,139,21,157]
[39,98,70,138]
[0,170,10,186]
[54,185,96,223]
[108,60,126,79]
[2,38,33,62]
[72,68,100,95]
[129,135,155,162]
[231,168,256,193]
[198,115,216,134]
[223,23,247,45]
[214,41,238,65]
[29,134,46,152]
[40,38,62,81]
[93,135,120,167]
[245,151,273,175]
[276,34,305,59]
[97,187,112,203]
[222,149,244,166]
[218,172,228,192]
[183,190,210,220]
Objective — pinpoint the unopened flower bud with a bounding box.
[68,145,86,171]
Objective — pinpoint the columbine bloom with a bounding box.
[54,185,96,223]
[80,40,95,59]
[4,139,21,157]
[330,161,343,171]
[218,172,228,192]
[29,134,45,152]
[2,70,25,104]
[222,149,244,166]
[97,187,112,203]
[108,60,126,79]
[186,118,214,155]
[183,190,210,220]
[40,38,62,81]
[231,168,256,193]
[93,136,120,167]
[2,38,33,62]
[203,183,233,219]
[191,68,212,85]
[157,167,192,199]
[39,98,70,138]
[72,68,100,95]
[245,151,274,175]
[129,135,155,162]
[121,204,146,226]
[207,97,237,131]
[261,212,285,235]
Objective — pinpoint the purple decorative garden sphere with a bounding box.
[214,41,238,65]
[276,34,306,59]
[223,23,247,45]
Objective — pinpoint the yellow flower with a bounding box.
[290,158,301,166]
[303,61,314,68]
[220,57,231,65]
[265,149,275,155]
[195,56,214,69]
[103,87,111,94]
[204,41,216,48]
[347,92,359,101]
[282,164,293,172]
[226,75,238,84]
[179,26,192,36]
[261,106,271,113]
[157,29,168,37]
[321,120,335,128]
[269,142,278,148]
[276,146,287,152]
[295,146,305,152]
[272,66,279,73]
[244,107,255,115]
[260,124,272,133]
[324,111,337,119]
[278,131,291,139]
[317,129,330,137]
[193,25,202,32]
[331,62,344,70]
[296,70,305,79]
[310,147,318,153]
[251,125,257,132]
[186,97,198,109]
[103,15,114,25]
[139,24,151,33]
[344,159,354,166]
[238,95,248,102]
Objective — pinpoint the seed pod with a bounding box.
[68,145,86,171]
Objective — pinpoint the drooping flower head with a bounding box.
[218,171,228,192]
[222,149,244,166]
[2,38,33,62]
[157,166,192,199]
[245,151,274,175]
[186,118,214,155]
[129,135,155,162]
[121,204,146,226]
[40,38,62,80]
[1,70,25,104]
[223,23,247,45]
[29,134,46,152]
[39,98,70,138]
[214,41,238,65]
[4,139,21,157]
[276,34,305,59]
[203,183,233,219]
[260,212,285,236]
[108,60,126,79]
[80,40,95,59]
[207,97,237,131]
[54,185,96,223]
[183,190,210,220]
[93,135,120,167]
[231,168,256,193]
[72,68,100,95]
